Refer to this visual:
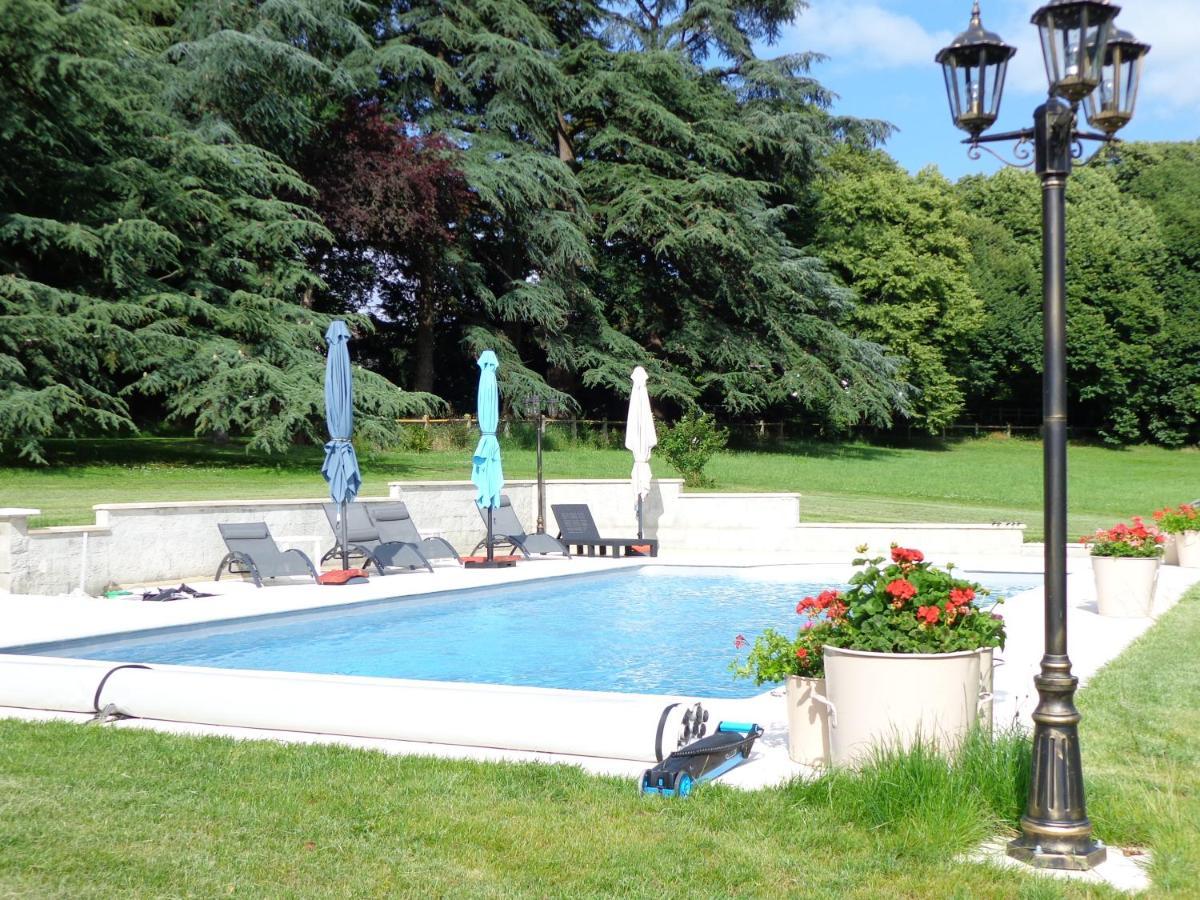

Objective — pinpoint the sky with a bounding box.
[764,0,1200,180]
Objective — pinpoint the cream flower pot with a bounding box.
[1175,531,1200,568]
[1163,534,1179,566]
[977,647,994,735]
[784,675,832,768]
[822,646,981,768]
[1092,554,1159,617]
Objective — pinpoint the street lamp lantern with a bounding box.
[937,0,1147,875]
[936,2,1016,138]
[1030,0,1120,103]
[1083,27,1151,135]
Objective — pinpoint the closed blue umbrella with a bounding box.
[320,320,361,570]
[471,350,504,561]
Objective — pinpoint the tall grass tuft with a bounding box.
[786,728,1031,859]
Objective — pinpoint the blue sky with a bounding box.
[763,1,1200,180]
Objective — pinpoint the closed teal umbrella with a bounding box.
[320,320,361,570]
[471,350,504,561]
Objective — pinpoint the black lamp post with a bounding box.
[522,392,560,533]
[937,1,1148,872]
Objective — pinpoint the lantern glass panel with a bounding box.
[939,45,1009,137]
[1034,2,1116,101]
[1084,33,1149,135]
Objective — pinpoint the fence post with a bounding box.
[571,418,578,442]
[601,418,608,442]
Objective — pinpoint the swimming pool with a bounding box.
[24,567,1041,699]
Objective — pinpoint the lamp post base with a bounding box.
[1007,836,1107,871]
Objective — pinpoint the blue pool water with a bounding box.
[28,568,1041,698]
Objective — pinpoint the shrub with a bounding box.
[658,409,729,487]
[396,424,432,453]
[429,420,475,451]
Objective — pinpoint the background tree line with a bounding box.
[2,0,1197,463]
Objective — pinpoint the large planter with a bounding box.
[1175,531,1200,568]
[822,646,982,768]
[784,675,832,768]
[1092,554,1159,617]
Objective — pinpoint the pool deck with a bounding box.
[3,552,1200,792]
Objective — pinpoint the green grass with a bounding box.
[1077,588,1200,893]
[4,591,1198,896]
[0,724,1064,897]
[2,435,1197,541]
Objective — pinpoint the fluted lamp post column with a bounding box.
[936,1,1149,872]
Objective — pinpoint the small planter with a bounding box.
[1092,555,1159,617]
[784,675,832,768]
[1163,534,1179,566]
[977,647,995,735]
[822,646,982,768]
[1175,531,1200,568]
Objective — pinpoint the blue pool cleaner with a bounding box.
[641,720,764,797]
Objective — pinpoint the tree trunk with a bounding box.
[414,288,436,393]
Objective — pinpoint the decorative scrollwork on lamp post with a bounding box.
[936,0,1149,873]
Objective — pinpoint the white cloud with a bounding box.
[784,2,955,69]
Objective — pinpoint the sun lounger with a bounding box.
[322,502,433,574]
[215,522,319,588]
[551,504,659,558]
[369,502,461,564]
[474,495,569,558]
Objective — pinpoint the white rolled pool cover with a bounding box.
[0,654,707,762]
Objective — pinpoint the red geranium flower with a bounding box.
[916,605,940,625]
[949,587,975,607]
[795,647,809,660]
[886,578,917,602]
[816,589,842,609]
[891,546,925,566]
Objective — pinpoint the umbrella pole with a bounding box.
[340,499,349,570]
[487,505,495,562]
[637,495,644,541]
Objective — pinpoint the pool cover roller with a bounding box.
[641,717,764,797]
[0,655,715,763]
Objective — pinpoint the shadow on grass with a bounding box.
[725,437,912,461]
[14,438,437,478]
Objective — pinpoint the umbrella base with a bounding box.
[462,556,519,568]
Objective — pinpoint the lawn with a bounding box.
[1,435,1196,542]
[2,587,1197,897]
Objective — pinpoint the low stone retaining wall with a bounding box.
[0,480,1028,595]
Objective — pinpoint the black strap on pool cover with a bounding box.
[654,702,680,762]
[92,664,151,714]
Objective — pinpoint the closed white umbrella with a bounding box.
[624,366,657,539]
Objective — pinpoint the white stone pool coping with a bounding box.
[2,552,1199,794]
